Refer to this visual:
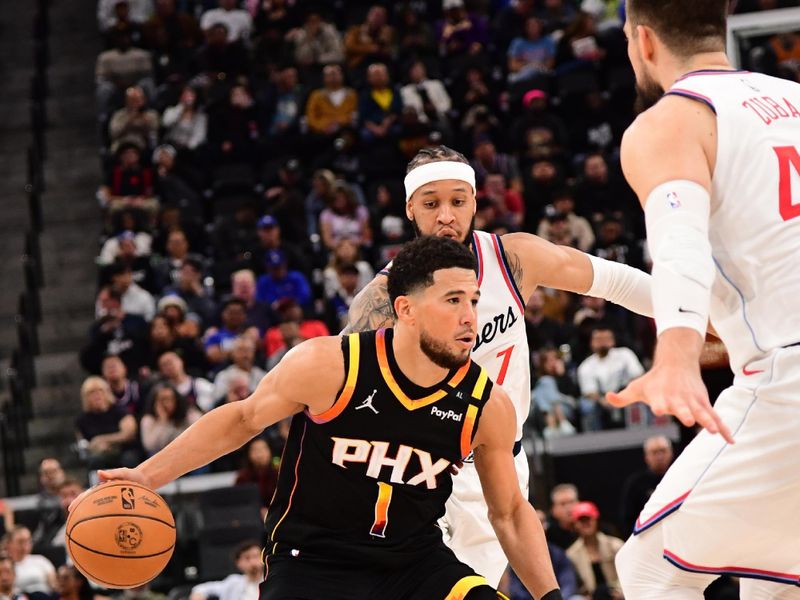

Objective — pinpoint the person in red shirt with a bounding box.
[263,299,328,362]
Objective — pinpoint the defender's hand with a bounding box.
[607,366,734,444]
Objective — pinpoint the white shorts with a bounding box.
[634,346,800,588]
[439,447,530,587]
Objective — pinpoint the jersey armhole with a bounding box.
[459,368,491,458]
[306,333,360,424]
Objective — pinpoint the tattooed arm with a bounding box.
[341,274,395,334]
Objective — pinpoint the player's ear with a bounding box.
[405,200,414,221]
[394,295,413,324]
[636,24,656,64]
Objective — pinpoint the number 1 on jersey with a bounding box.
[775,146,800,222]
[496,345,515,385]
[370,482,393,538]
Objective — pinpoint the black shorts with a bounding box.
[259,543,499,600]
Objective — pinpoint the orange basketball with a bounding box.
[66,481,176,589]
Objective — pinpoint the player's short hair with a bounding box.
[387,237,477,314]
[627,0,727,58]
[405,145,469,175]
[234,540,261,560]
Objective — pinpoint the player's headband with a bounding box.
[404,161,476,202]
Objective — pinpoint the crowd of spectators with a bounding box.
[80,0,800,475]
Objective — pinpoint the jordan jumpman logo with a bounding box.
[355,389,379,414]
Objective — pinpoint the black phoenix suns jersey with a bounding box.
[264,328,493,569]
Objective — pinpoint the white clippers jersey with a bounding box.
[469,231,530,441]
[665,70,800,372]
[380,231,531,440]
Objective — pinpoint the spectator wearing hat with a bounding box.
[98,228,153,265]
[160,255,217,327]
[507,16,555,84]
[304,64,358,143]
[230,269,273,335]
[537,191,595,252]
[511,88,569,162]
[105,262,156,322]
[319,182,372,252]
[204,297,260,366]
[566,501,624,599]
[255,250,312,310]
[251,214,310,278]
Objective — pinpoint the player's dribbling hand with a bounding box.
[606,364,735,445]
[67,468,150,514]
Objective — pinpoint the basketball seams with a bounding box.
[67,535,175,560]
[68,536,160,589]
[69,512,176,530]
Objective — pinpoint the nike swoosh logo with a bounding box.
[678,307,702,316]
[742,367,764,376]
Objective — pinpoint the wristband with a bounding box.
[541,590,563,600]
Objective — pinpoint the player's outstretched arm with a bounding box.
[500,232,654,318]
[94,336,345,491]
[342,273,394,334]
[472,386,560,599]
[607,97,733,444]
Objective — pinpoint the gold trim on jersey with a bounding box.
[444,574,490,599]
[306,333,360,423]
[376,328,471,411]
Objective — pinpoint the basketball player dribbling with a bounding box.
[604,1,800,598]
[83,237,564,600]
[345,146,657,585]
